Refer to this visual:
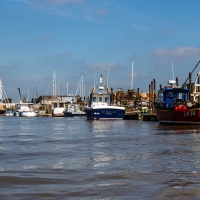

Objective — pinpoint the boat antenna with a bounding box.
[131,61,134,90]
[195,71,200,84]
[94,73,96,88]
[107,65,109,87]
[182,60,200,87]
[104,71,107,88]
[172,62,174,81]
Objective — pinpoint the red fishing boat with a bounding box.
[155,60,200,124]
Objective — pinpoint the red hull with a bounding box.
[156,108,200,124]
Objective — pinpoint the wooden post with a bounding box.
[137,88,140,110]
[189,72,192,102]
[149,84,151,113]
[176,77,178,86]
[153,79,156,113]
[151,81,153,113]
[198,75,200,104]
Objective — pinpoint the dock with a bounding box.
[142,113,158,121]
[123,112,158,121]
[123,111,142,120]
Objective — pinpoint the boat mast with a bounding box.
[67,82,68,96]
[80,75,83,100]
[107,65,109,88]
[75,75,84,100]
[0,79,2,102]
[52,70,56,96]
[131,61,134,90]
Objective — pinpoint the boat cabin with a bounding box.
[15,102,34,111]
[90,93,111,106]
[157,87,190,108]
[51,101,66,109]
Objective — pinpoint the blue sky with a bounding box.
[1,0,200,102]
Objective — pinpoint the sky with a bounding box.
[1,0,200,102]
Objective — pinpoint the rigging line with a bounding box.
[182,60,200,86]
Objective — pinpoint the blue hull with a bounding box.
[85,108,125,120]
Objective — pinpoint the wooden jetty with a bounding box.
[123,112,158,121]
[123,111,142,120]
[142,113,158,121]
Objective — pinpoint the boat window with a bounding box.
[105,97,109,102]
[158,91,163,102]
[54,103,58,108]
[168,92,174,99]
[177,93,182,100]
[93,97,96,102]
[59,103,64,108]
[99,97,102,102]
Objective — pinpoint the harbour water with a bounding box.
[1,117,200,199]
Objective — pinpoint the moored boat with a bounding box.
[15,102,38,117]
[51,100,66,117]
[20,110,38,117]
[64,104,86,117]
[84,75,125,120]
[154,85,195,124]
[154,60,200,124]
[3,109,15,116]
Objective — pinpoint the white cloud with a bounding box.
[131,24,147,30]
[46,0,85,5]
[95,8,110,16]
[58,52,71,58]
[153,47,200,58]
[88,62,119,71]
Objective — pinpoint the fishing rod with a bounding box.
[182,60,200,87]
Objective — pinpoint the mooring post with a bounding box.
[176,77,178,86]
[149,84,151,113]
[151,81,153,113]
[137,88,140,110]
[189,72,192,102]
[153,79,156,113]
[198,75,200,104]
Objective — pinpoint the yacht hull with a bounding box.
[20,111,38,117]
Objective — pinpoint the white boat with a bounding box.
[84,75,125,120]
[51,100,66,117]
[20,110,38,117]
[15,102,38,117]
[64,104,86,117]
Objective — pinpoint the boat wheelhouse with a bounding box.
[51,100,66,117]
[64,104,86,117]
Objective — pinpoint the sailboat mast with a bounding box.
[131,61,134,90]
[0,79,2,102]
[52,70,56,96]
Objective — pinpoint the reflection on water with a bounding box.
[1,117,200,199]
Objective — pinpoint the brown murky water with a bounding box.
[1,116,200,199]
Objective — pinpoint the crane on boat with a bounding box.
[35,87,38,98]
[18,88,22,102]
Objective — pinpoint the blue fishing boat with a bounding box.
[84,75,125,120]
